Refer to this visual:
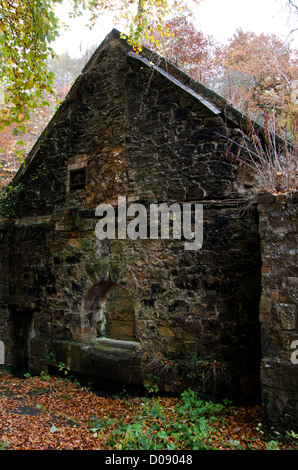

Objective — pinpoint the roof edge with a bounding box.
[12,29,126,184]
[11,28,282,186]
[129,37,266,133]
[127,51,221,116]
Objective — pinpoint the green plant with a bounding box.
[228,439,244,450]
[278,429,298,449]
[115,422,161,450]
[104,387,225,451]
[0,162,47,220]
[58,362,70,376]
[30,163,47,181]
[0,182,24,219]
[0,441,9,450]
[104,397,171,450]
[144,374,160,395]
[177,388,223,425]
[256,422,264,436]
[39,370,50,381]
[287,429,298,441]
[171,388,225,450]
[144,351,178,388]
[266,439,280,450]
[45,352,56,363]
[183,354,230,396]
[224,113,297,195]
[90,415,117,438]
[148,398,165,419]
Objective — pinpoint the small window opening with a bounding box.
[70,168,87,190]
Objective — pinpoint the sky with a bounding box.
[52,0,298,58]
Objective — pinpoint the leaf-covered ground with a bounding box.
[0,368,296,451]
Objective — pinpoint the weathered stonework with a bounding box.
[258,193,298,432]
[0,29,295,431]
[0,222,9,365]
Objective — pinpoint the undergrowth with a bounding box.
[90,380,298,451]
[1,367,298,451]
[224,113,297,196]
[92,388,225,450]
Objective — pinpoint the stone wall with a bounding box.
[258,192,298,432]
[0,221,9,364]
[0,30,262,399]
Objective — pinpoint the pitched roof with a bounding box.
[127,51,222,116]
[13,28,262,183]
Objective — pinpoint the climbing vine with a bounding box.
[0,163,46,219]
[0,181,24,219]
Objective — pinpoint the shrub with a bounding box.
[224,114,297,195]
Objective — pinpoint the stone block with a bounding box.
[259,291,271,315]
[256,192,275,205]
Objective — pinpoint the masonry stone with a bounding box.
[258,193,298,432]
[0,29,296,432]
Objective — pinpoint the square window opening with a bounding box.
[70,168,87,190]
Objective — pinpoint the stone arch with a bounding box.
[101,284,137,342]
[81,281,137,342]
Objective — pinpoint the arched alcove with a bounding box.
[101,285,137,342]
[81,281,137,342]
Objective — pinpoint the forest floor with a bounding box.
[0,367,297,452]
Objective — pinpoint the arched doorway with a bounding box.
[7,310,35,371]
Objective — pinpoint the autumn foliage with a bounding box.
[213,29,298,136]
[1,368,297,450]
[147,17,297,136]
[0,13,297,192]
[0,0,60,131]
[0,94,57,190]
[143,14,214,85]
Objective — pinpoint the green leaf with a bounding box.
[50,425,57,433]
[157,430,168,439]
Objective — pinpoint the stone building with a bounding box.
[0,29,297,432]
